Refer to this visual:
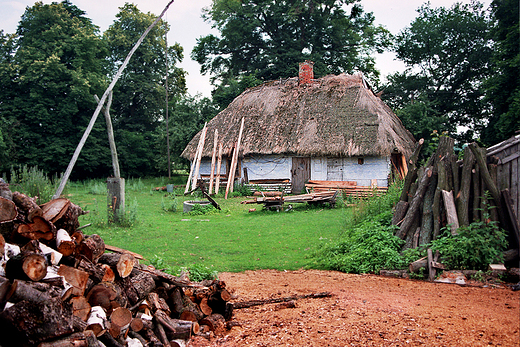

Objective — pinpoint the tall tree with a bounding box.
[3,1,110,178]
[193,0,391,101]
[481,0,520,145]
[104,3,186,177]
[383,1,493,145]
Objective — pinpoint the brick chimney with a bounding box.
[298,60,314,85]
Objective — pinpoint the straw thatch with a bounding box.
[181,73,415,161]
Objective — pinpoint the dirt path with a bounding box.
[189,269,520,347]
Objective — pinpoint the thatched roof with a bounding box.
[181,73,415,161]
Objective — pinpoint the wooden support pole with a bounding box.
[94,92,120,178]
[209,129,218,195]
[225,118,245,199]
[215,143,223,195]
[191,123,207,191]
[107,178,125,224]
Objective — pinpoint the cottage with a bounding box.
[181,62,416,194]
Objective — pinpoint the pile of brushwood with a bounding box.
[0,182,234,347]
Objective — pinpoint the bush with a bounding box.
[161,193,178,212]
[430,220,508,270]
[310,218,404,273]
[7,165,59,204]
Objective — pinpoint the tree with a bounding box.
[0,31,17,171]
[3,1,111,178]
[383,1,493,145]
[104,3,186,177]
[193,0,391,100]
[481,0,520,145]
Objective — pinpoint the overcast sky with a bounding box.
[0,0,491,97]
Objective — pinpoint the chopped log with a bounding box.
[147,292,170,315]
[155,310,196,340]
[53,202,87,234]
[71,295,91,321]
[38,332,88,347]
[104,244,144,260]
[77,234,105,263]
[86,306,107,337]
[86,282,118,312]
[396,167,433,240]
[409,256,428,273]
[199,297,213,316]
[110,307,132,331]
[99,252,136,278]
[56,228,76,256]
[0,181,12,200]
[399,138,424,202]
[180,295,204,322]
[0,297,73,346]
[130,317,144,332]
[58,265,90,297]
[77,258,107,284]
[154,321,170,346]
[136,265,192,287]
[17,215,54,241]
[199,313,225,333]
[102,264,116,282]
[127,270,156,304]
[0,197,17,223]
[233,291,332,309]
[12,191,42,222]
[442,190,459,234]
[40,198,71,223]
[99,330,125,347]
[128,331,148,346]
[7,278,55,304]
[5,251,47,281]
[38,242,63,265]
[144,327,164,347]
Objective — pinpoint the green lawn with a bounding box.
[67,178,350,274]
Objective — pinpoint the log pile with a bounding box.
[0,185,235,347]
[393,137,520,257]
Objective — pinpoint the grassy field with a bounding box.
[67,177,352,274]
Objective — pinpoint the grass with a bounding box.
[67,177,350,274]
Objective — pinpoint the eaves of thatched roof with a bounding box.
[181,73,416,161]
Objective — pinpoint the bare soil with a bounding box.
[188,269,520,347]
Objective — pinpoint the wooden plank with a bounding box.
[442,190,459,235]
[227,117,245,197]
[192,123,208,191]
[215,143,223,195]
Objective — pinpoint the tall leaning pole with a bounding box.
[53,0,176,201]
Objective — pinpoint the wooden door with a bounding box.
[292,157,310,194]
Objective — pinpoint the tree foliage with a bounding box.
[1,1,110,178]
[383,1,493,145]
[193,0,391,102]
[481,0,520,145]
[104,3,187,177]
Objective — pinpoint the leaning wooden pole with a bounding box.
[225,118,245,199]
[53,0,175,199]
[192,124,207,191]
[215,143,223,195]
[209,129,218,195]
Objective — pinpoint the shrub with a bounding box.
[161,193,178,212]
[430,219,507,270]
[7,165,59,204]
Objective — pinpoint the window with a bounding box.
[358,157,364,165]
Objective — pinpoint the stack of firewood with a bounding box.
[0,184,233,347]
[392,137,519,258]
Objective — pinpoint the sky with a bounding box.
[0,0,492,97]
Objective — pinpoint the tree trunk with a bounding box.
[442,190,459,234]
[419,172,437,245]
[399,138,424,202]
[457,146,475,226]
[396,167,433,240]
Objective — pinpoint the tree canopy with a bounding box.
[193,0,391,102]
[0,1,110,178]
[382,1,493,146]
